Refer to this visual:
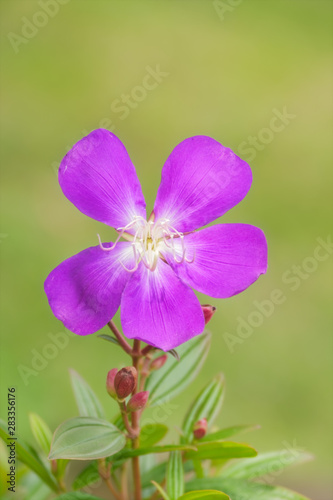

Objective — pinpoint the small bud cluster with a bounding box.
[106,366,148,412]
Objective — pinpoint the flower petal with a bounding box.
[120,260,205,351]
[44,242,134,335]
[163,224,267,298]
[154,136,252,232]
[59,129,146,228]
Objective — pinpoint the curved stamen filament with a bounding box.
[98,215,195,272]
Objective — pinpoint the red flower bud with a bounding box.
[193,418,208,439]
[114,367,137,400]
[127,391,149,412]
[106,368,118,398]
[150,354,168,371]
[201,304,216,325]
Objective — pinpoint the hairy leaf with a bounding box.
[201,424,260,442]
[185,441,257,460]
[182,374,225,442]
[146,332,211,407]
[29,413,53,456]
[49,417,126,460]
[0,419,58,492]
[167,450,184,499]
[222,449,313,479]
[140,423,168,447]
[179,491,229,500]
[69,369,105,419]
[186,478,311,500]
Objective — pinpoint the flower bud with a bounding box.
[193,418,208,439]
[201,304,216,325]
[150,354,168,371]
[127,391,149,412]
[106,368,118,398]
[114,367,137,400]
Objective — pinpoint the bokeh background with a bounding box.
[1,1,332,499]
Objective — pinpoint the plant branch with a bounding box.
[131,339,142,500]
[108,320,133,355]
[119,401,138,439]
[98,460,123,500]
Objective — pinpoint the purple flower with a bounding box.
[44,129,267,351]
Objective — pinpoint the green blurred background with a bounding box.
[1,0,332,498]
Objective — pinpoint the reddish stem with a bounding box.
[108,320,133,355]
[131,339,142,500]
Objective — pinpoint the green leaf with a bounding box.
[222,449,313,479]
[49,417,126,460]
[151,481,170,500]
[182,374,225,442]
[0,419,58,492]
[146,332,211,407]
[140,423,168,447]
[115,444,196,460]
[69,369,105,419]
[72,446,193,490]
[56,493,106,500]
[22,473,52,500]
[186,478,311,500]
[97,333,121,346]
[185,441,257,460]
[201,424,260,442]
[167,450,184,499]
[29,413,53,456]
[72,463,100,491]
[179,491,229,500]
[141,461,168,488]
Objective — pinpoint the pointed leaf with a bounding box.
[72,446,184,491]
[22,473,52,500]
[201,424,260,442]
[168,349,180,361]
[29,413,53,456]
[97,333,121,346]
[56,493,106,500]
[146,332,211,407]
[49,417,126,460]
[186,478,311,500]
[0,419,58,492]
[115,444,196,460]
[179,491,229,500]
[72,463,100,490]
[140,423,168,447]
[182,374,225,442]
[167,450,184,499]
[185,441,257,460]
[223,449,313,479]
[70,369,105,419]
[141,461,168,489]
[151,481,170,500]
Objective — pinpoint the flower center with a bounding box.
[97,215,195,272]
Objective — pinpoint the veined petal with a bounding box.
[59,129,146,228]
[44,242,134,335]
[154,136,252,232]
[120,260,205,351]
[163,224,267,298]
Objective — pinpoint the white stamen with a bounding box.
[97,216,195,272]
